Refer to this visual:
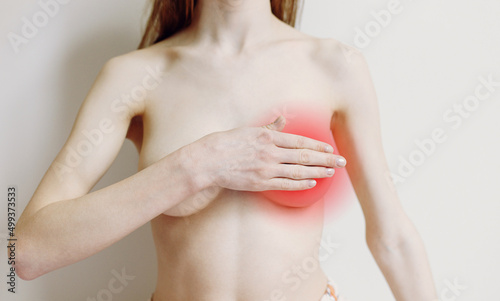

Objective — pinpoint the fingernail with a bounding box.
[325,145,334,153]
[326,168,335,176]
[308,180,316,187]
[336,157,346,167]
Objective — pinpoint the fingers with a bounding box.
[265,178,318,191]
[261,115,286,131]
[271,131,334,153]
[258,116,333,153]
[272,164,335,180]
[277,148,346,168]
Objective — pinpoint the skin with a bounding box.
[14,0,438,300]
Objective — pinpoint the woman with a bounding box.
[15,0,438,300]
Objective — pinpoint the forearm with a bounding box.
[368,223,438,301]
[16,146,201,280]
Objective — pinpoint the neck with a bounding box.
[185,0,280,54]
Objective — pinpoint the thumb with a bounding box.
[261,115,286,131]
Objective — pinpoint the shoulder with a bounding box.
[280,36,377,115]
[309,37,368,77]
[100,45,172,84]
[284,34,369,80]
[94,44,179,116]
[310,38,375,104]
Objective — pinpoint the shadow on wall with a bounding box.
[29,29,157,301]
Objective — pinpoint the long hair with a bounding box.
[138,0,302,49]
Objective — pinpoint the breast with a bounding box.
[253,104,338,208]
[143,98,338,215]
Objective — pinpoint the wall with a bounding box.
[300,1,500,300]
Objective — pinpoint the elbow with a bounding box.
[16,261,42,281]
[12,233,44,281]
[16,250,43,281]
[16,267,39,282]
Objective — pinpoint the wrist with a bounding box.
[178,141,213,192]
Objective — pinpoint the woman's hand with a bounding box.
[186,116,346,192]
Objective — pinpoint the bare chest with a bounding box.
[139,52,337,170]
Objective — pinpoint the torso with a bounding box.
[130,24,345,301]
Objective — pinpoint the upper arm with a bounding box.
[20,55,148,221]
[328,43,408,240]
